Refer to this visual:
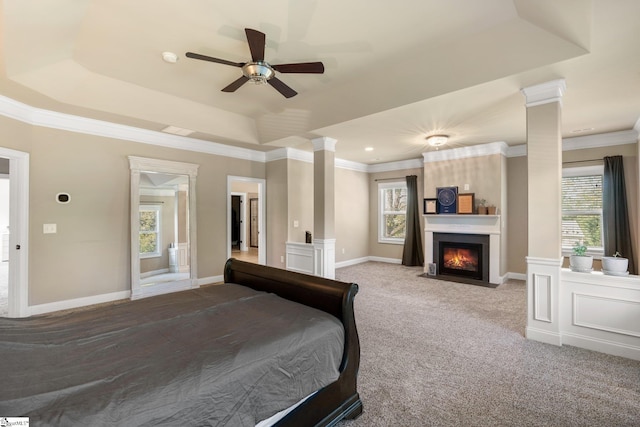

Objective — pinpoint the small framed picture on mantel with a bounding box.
[457,193,475,214]
[424,198,438,214]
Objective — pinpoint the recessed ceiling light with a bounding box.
[162,125,194,136]
[162,51,178,63]
[365,147,374,151]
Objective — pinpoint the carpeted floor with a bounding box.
[335,262,640,427]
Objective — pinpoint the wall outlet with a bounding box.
[293,220,299,228]
[464,183,470,191]
[280,255,284,263]
[342,248,345,254]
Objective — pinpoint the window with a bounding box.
[379,182,407,244]
[139,205,162,258]
[562,165,603,255]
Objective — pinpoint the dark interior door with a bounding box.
[231,195,241,251]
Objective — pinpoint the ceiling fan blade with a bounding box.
[222,76,250,92]
[272,62,325,74]
[185,52,244,68]
[245,28,266,62]
[268,77,298,98]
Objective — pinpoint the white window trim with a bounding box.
[561,164,604,258]
[378,181,407,245]
[139,204,162,259]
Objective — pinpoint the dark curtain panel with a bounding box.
[402,175,424,266]
[603,155,636,274]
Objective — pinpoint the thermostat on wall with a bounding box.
[56,193,71,204]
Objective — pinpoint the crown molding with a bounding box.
[423,141,509,163]
[562,129,638,151]
[0,95,266,163]
[311,136,337,152]
[335,158,369,173]
[265,147,313,163]
[505,129,639,158]
[521,79,566,108]
[368,158,423,173]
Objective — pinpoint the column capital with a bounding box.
[311,137,337,152]
[521,79,566,108]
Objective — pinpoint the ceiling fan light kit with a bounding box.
[186,28,324,98]
[243,62,275,85]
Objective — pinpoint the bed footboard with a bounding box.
[224,258,363,426]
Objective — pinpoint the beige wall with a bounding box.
[287,159,314,243]
[336,168,369,263]
[424,153,504,211]
[266,159,288,267]
[369,167,424,260]
[506,155,528,274]
[0,115,265,305]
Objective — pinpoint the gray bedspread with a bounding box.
[0,284,344,426]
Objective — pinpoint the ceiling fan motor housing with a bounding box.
[242,62,274,84]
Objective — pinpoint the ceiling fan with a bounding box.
[186,28,324,98]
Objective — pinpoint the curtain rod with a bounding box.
[562,158,603,165]
[140,201,165,204]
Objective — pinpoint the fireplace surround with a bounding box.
[424,214,502,286]
[433,232,491,286]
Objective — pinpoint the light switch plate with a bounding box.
[43,223,57,234]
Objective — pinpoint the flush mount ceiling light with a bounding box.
[426,134,449,147]
[162,51,178,63]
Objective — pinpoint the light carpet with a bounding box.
[335,262,640,427]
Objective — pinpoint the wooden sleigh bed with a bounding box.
[0,259,363,426]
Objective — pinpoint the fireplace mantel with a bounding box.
[424,215,502,285]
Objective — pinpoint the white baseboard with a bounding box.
[29,290,131,316]
[562,332,640,361]
[197,275,224,286]
[526,326,562,346]
[335,257,370,268]
[336,256,402,268]
[367,256,402,264]
[27,276,224,316]
[507,272,527,281]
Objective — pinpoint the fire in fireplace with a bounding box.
[443,246,479,272]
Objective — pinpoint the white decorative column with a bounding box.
[521,79,566,346]
[312,137,337,279]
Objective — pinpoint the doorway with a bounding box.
[227,176,265,265]
[0,147,29,318]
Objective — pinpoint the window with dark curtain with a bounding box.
[603,155,636,274]
[402,175,424,266]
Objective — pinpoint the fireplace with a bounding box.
[433,233,493,287]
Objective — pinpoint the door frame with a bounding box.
[0,147,29,317]
[227,176,265,264]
